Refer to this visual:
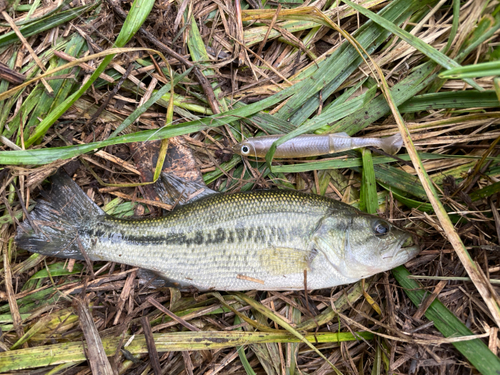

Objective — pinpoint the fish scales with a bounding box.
[15,172,419,291]
[83,191,353,290]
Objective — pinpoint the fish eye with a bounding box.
[373,221,389,236]
[241,145,250,154]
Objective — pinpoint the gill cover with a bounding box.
[309,213,412,281]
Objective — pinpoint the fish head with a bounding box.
[315,213,420,280]
[232,140,258,157]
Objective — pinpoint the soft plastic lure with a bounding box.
[233,133,403,158]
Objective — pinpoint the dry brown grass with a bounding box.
[0,0,499,373]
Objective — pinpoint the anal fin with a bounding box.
[137,268,201,292]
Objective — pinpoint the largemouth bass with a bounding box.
[15,173,419,291]
[233,133,404,158]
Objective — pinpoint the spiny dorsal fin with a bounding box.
[130,137,217,206]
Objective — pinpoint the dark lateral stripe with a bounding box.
[90,226,282,247]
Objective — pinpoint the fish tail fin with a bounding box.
[15,171,104,260]
[380,133,404,155]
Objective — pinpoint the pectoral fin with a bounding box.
[259,247,317,275]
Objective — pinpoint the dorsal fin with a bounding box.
[130,136,216,206]
[156,172,216,205]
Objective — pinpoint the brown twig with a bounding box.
[85,63,135,127]
[76,237,95,279]
[147,296,200,331]
[105,0,221,114]
[413,280,447,321]
[4,251,27,347]
[2,11,53,95]
[254,4,281,66]
[53,50,115,83]
[0,62,25,85]
[12,182,35,232]
[113,270,137,325]
[108,191,173,210]
[141,316,162,375]
[75,297,115,375]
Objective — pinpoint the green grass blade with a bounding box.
[0,206,35,225]
[0,330,374,372]
[439,61,500,79]
[369,163,428,200]
[237,346,257,375]
[371,342,382,375]
[114,0,155,47]
[3,84,43,138]
[378,183,434,212]
[495,77,500,102]
[288,0,435,125]
[0,74,306,165]
[442,0,460,54]
[360,149,378,214]
[286,301,302,375]
[399,90,499,112]
[187,15,228,112]
[108,67,192,138]
[0,51,18,134]
[270,151,490,177]
[341,0,483,91]
[24,0,155,147]
[265,88,373,166]
[233,316,257,375]
[330,61,436,134]
[28,263,84,280]
[10,308,76,350]
[19,35,85,143]
[276,0,437,123]
[4,0,71,27]
[243,112,297,134]
[469,181,500,201]
[457,14,500,61]
[393,266,500,375]
[0,3,98,49]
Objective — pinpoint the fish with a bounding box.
[233,132,404,158]
[15,172,419,291]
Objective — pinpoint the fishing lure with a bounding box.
[233,133,403,158]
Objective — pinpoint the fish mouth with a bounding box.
[399,233,421,260]
[392,235,420,263]
[401,232,421,256]
[401,245,421,257]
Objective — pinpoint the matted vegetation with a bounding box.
[0,0,499,373]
